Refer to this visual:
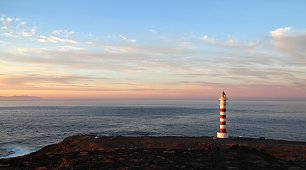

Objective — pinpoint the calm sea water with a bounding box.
[0,100,306,158]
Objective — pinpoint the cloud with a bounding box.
[16,21,27,29]
[0,74,101,90]
[202,35,239,46]
[52,29,75,36]
[0,16,14,27]
[149,29,157,34]
[1,31,16,38]
[3,42,192,73]
[47,36,78,44]
[21,26,36,37]
[201,35,257,50]
[0,73,171,93]
[37,35,47,42]
[196,29,306,87]
[270,27,291,38]
[6,17,13,22]
[1,16,78,45]
[0,16,80,48]
[201,35,216,44]
[37,35,78,44]
[119,35,136,43]
[270,27,306,61]
[0,16,36,38]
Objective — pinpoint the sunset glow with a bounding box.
[1,1,306,100]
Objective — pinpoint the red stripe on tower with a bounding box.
[220,122,226,125]
[220,108,226,112]
[220,129,226,133]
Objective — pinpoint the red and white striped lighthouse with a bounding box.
[217,91,229,138]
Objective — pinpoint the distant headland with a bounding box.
[0,96,42,101]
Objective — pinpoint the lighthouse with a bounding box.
[217,91,229,138]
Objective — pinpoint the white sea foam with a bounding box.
[0,146,34,158]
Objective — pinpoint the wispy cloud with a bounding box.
[201,35,257,51]
[0,16,36,38]
[0,74,101,86]
[52,29,75,36]
[119,35,136,43]
[149,28,157,34]
[37,35,78,44]
[1,15,306,99]
[1,16,79,46]
[21,26,36,37]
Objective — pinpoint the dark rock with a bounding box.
[0,135,305,169]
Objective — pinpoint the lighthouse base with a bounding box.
[217,132,229,138]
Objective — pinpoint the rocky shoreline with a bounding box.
[0,135,305,169]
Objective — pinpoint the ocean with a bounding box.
[0,100,306,158]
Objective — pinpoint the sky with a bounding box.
[0,0,306,100]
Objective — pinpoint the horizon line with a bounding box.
[1,96,306,102]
